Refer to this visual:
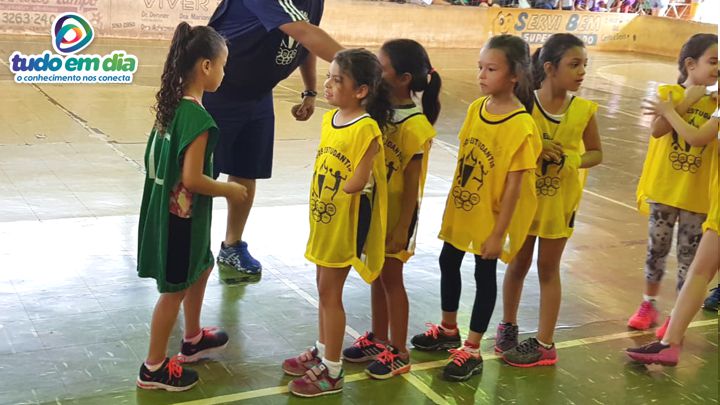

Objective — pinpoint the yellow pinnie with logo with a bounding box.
[305,110,388,283]
[637,84,719,215]
[384,106,436,262]
[530,95,597,238]
[439,97,542,263]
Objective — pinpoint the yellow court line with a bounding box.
[171,319,717,405]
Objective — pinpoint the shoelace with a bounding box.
[353,333,375,349]
[423,322,441,339]
[448,348,473,366]
[166,355,183,379]
[499,325,516,341]
[638,301,654,317]
[376,347,398,366]
[515,339,540,355]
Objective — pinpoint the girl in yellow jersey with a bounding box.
[630,34,718,335]
[340,39,441,380]
[627,98,719,367]
[281,49,391,398]
[499,34,603,368]
[410,35,542,382]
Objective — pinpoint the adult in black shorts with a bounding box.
[205,0,342,280]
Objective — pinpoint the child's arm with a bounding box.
[182,132,248,203]
[387,157,422,253]
[580,113,603,169]
[651,86,706,138]
[343,141,380,194]
[644,97,719,146]
[481,170,524,260]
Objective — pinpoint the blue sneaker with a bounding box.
[217,241,262,283]
[703,287,720,312]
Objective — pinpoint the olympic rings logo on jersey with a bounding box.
[310,197,337,224]
[452,186,480,212]
[52,13,94,55]
[668,151,702,173]
[276,37,299,66]
[536,176,561,197]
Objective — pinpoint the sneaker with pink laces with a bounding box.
[177,327,229,363]
[628,300,659,330]
[626,341,680,366]
[282,346,321,376]
[365,345,411,379]
[656,316,670,340]
[342,331,385,362]
[410,322,462,351]
[288,363,344,397]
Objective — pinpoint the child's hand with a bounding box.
[226,183,248,205]
[386,225,409,254]
[541,139,564,162]
[642,96,674,117]
[683,85,707,106]
[480,233,503,260]
[291,97,315,121]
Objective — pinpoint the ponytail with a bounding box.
[485,34,534,113]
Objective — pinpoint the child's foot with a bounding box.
[655,316,670,340]
[502,337,557,368]
[177,327,229,363]
[494,322,519,353]
[626,341,680,366]
[703,287,720,311]
[288,363,344,397]
[410,323,461,351]
[282,346,321,376]
[627,300,659,330]
[365,345,411,380]
[136,356,199,392]
[217,241,262,283]
[342,331,385,362]
[442,346,483,382]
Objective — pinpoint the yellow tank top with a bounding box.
[305,110,388,283]
[530,95,597,239]
[637,84,718,214]
[384,106,436,262]
[439,97,542,263]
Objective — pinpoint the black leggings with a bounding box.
[439,242,498,334]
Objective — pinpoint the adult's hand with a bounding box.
[291,96,316,121]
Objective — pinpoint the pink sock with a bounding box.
[144,359,164,372]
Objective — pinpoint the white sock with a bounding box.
[643,295,658,303]
[322,357,343,378]
[660,339,670,346]
[144,360,163,372]
[536,338,553,349]
[315,340,326,358]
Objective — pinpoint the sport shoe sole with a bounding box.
[412,340,461,351]
[177,341,229,364]
[627,319,656,330]
[218,262,262,284]
[364,364,411,380]
[626,352,678,366]
[136,378,198,392]
[289,385,343,398]
[342,353,379,363]
[442,362,483,382]
[503,357,557,368]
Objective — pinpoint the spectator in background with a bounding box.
[558,0,575,9]
[533,0,559,9]
[647,0,669,16]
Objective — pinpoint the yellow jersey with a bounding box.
[703,131,719,234]
[385,106,436,262]
[305,110,388,283]
[439,97,542,263]
[530,94,597,239]
[637,84,718,214]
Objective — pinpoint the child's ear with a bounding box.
[202,59,212,74]
[684,56,696,71]
[355,84,369,100]
[399,72,412,87]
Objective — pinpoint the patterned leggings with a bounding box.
[645,203,706,291]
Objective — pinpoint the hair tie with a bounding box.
[429,67,436,75]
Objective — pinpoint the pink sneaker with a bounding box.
[655,316,670,340]
[626,341,680,366]
[282,346,321,376]
[288,363,344,397]
[628,301,659,330]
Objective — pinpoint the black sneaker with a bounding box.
[494,322,519,353]
[703,287,720,312]
[136,356,199,391]
[342,331,385,362]
[442,347,483,382]
[177,327,229,363]
[410,322,461,351]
